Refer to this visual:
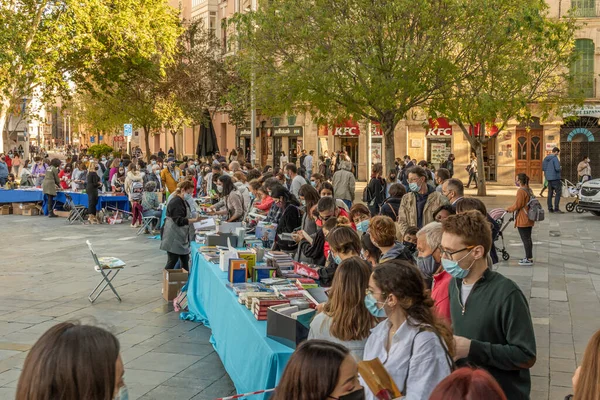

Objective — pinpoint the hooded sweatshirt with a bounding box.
[234,181,251,212]
[379,241,415,263]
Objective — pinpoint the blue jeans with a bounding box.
[547,179,561,211]
[306,170,312,181]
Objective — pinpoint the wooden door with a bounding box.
[515,129,543,183]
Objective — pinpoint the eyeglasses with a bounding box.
[439,245,475,259]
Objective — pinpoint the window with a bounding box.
[221,17,227,52]
[209,13,217,36]
[571,39,595,98]
[572,0,596,17]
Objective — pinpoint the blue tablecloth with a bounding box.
[0,189,130,215]
[182,243,293,398]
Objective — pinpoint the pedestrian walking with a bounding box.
[542,146,563,213]
[303,150,314,181]
[365,163,386,216]
[42,158,61,218]
[331,160,355,210]
[577,155,592,183]
[466,154,478,188]
[506,173,535,266]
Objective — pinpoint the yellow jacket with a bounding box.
[160,167,181,193]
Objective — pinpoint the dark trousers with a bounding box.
[518,227,533,260]
[165,251,190,271]
[47,194,55,215]
[88,192,98,216]
[547,179,561,211]
[467,172,477,187]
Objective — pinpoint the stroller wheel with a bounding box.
[502,251,510,261]
[576,205,584,214]
[566,202,575,212]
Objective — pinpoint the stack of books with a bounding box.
[265,251,294,271]
[252,297,290,320]
[227,282,270,296]
[295,278,318,290]
[239,292,282,309]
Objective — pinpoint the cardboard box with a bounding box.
[22,205,40,216]
[54,210,70,218]
[11,203,24,215]
[162,269,188,302]
[0,205,12,215]
[266,306,311,349]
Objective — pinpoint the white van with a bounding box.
[579,178,600,216]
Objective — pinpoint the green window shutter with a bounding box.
[571,39,595,98]
[572,0,596,17]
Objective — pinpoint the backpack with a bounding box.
[130,181,144,201]
[362,177,385,205]
[521,189,544,222]
[441,160,449,169]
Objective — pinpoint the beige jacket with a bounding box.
[397,189,448,236]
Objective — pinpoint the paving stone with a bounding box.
[139,384,202,400]
[126,352,202,373]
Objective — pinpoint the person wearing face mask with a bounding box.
[320,182,351,213]
[208,174,245,222]
[349,204,371,235]
[270,185,302,252]
[435,168,451,193]
[416,222,450,324]
[362,261,454,400]
[441,211,536,400]
[308,257,376,361]
[144,164,163,192]
[309,172,324,191]
[284,163,307,198]
[294,184,320,247]
[16,321,128,400]
[31,156,48,187]
[332,160,356,209]
[379,183,406,223]
[577,155,592,183]
[369,216,414,263]
[161,180,201,271]
[360,233,381,268]
[365,163,386,216]
[397,166,448,237]
[327,226,361,267]
[402,226,418,255]
[111,167,126,193]
[160,157,181,194]
[271,340,365,400]
[385,169,398,198]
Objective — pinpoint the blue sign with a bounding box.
[90,136,95,143]
[124,124,133,137]
[567,128,595,142]
[99,135,103,141]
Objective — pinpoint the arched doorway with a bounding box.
[515,117,543,183]
[560,117,599,182]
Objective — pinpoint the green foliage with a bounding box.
[87,144,114,158]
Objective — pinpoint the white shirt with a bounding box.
[362,319,452,400]
[303,154,314,171]
[280,155,289,166]
[461,282,474,304]
[308,312,367,361]
[290,175,307,197]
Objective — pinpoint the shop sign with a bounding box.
[272,126,303,136]
[568,105,600,118]
[113,135,125,142]
[237,127,252,137]
[427,118,453,136]
[468,122,499,137]
[371,122,383,137]
[545,142,557,151]
[333,120,360,136]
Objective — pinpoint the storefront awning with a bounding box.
[272,126,303,136]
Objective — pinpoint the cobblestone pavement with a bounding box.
[1,185,599,400]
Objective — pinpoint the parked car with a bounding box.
[578,178,600,216]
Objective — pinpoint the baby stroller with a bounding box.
[563,180,584,213]
[489,208,515,261]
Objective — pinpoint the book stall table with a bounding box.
[182,242,293,399]
[0,189,130,215]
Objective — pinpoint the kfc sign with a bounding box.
[427,118,453,136]
[333,120,360,136]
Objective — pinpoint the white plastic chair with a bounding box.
[86,240,125,303]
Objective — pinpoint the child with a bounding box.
[5,173,18,189]
[403,226,419,254]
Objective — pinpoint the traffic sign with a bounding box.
[124,124,133,137]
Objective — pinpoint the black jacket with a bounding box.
[380,197,402,221]
[274,204,302,251]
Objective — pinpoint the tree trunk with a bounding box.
[171,131,177,158]
[474,140,487,196]
[143,126,152,162]
[381,114,396,175]
[0,101,9,154]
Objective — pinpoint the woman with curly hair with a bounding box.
[362,261,454,400]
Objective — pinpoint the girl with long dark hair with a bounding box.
[208,174,245,222]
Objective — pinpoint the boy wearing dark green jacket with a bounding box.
[441,211,536,400]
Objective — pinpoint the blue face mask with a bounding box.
[409,182,421,192]
[114,385,129,400]
[285,174,291,180]
[184,193,193,201]
[364,293,387,318]
[441,249,475,279]
[417,254,439,278]
[356,219,370,233]
[310,181,317,187]
[332,253,342,265]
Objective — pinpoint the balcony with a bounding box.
[571,1,600,18]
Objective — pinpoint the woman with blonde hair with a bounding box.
[566,328,600,400]
[309,256,376,361]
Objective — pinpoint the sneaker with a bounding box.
[554,209,565,214]
[518,258,534,266]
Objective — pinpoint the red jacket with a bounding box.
[432,270,452,324]
[255,196,274,211]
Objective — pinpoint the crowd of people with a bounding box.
[2,145,593,399]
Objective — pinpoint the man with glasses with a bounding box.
[441,211,536,400]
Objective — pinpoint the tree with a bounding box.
[0,0,180,153]
[232,0,466,171]
[156,92,190,158]
[430,0,578,195]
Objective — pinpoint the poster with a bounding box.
[430,142,450,164]
[372,142,382,165]
[319,137,329,155]
[267,139,272,155]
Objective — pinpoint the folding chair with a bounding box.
[65,194,87,225]
[86,240,125,303]
[137,216,158,235]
